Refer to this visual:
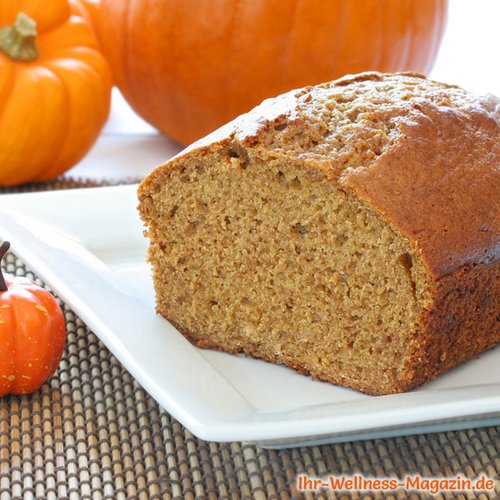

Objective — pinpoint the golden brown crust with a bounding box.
[343,98,500,279]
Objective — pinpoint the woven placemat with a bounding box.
[0,177,498,500]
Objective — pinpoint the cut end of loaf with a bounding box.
[139,146,430,395]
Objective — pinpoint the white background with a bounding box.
[67,0,500,181]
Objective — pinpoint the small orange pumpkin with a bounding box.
[0,242,66,396]
[96,0,448,145]
[0,0,112,185]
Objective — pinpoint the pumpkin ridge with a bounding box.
[40,46,107,74]
[278,0,301,88]
[38,16,99,55]
[378,0,389,69]
[119,0,154,127]
[324,1,348,81]
[9,288,49,393]
[35,6,71,36]
[426,0,448,74]
[373,0,384,69]
[388,1,407,70]
[335,2,360,76]
[35,289,64,375]
[381,0,408,70]
[33,61,71,181]
[122,0,135,116]
[9,294,22,392]
[166,0,191,137]
[404,0,416,70]
[222,0,244,124]
[0,303,16,393]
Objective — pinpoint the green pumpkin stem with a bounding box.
[0,13,39,62]
[0,241,10,292]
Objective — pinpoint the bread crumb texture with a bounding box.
[139,72,499,395]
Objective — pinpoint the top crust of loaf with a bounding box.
[139,72,500,279]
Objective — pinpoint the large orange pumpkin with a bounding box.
[0,0,112,185]
[97,0,447,145]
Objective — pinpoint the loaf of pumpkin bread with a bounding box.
[138,72,500,395]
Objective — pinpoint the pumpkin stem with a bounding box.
[0,13,39,62]
[0,241,10,292]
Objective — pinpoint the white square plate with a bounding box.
[0,185,498,448]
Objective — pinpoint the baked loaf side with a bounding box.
[138,72,500,395]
